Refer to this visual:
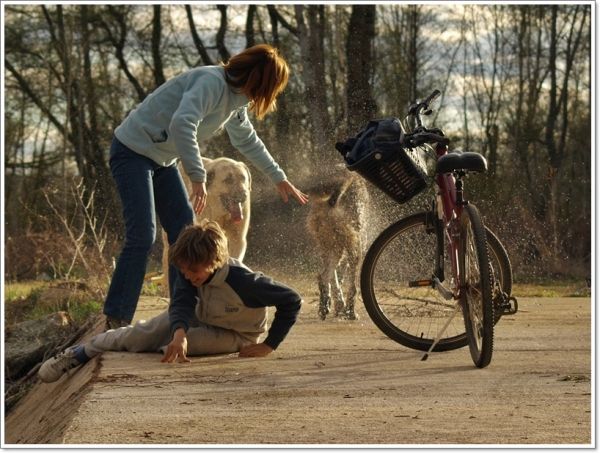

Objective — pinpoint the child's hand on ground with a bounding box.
[161,329,191,363]
[238,343,274,357]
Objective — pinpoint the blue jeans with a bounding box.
[104,137,194,322]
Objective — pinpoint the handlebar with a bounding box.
[404,90,450,147]
[408,89,441,118]
[405,130,450,147]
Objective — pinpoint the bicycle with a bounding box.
[339,90,517,368]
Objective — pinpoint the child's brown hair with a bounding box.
[222,44,289,120]
[168,220,229,272]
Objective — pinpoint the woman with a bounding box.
[104,44,308,331]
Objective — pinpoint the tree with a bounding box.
[294,5,333,155]
[5,5,120,230]
[345,5,378,135]
[462,5,513,179]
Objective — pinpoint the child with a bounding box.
[39,220,302,383]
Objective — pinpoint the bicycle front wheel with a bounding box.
[459,204,494,368]
[361,212,467,352]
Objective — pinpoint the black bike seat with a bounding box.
[436,150,487,174]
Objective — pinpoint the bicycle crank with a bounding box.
[409,278,454,301]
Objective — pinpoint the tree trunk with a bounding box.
[406,5,419,104]
[152,5,166,87]
[346,5,378,135]
[245,5,256,48]
[294,5,332,155]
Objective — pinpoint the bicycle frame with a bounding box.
[434,142,464,301]
[422,143,483,359]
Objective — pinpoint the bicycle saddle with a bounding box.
[436,149,487,174]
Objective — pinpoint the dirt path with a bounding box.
[4,295,592,446]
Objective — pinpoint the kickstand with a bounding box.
[421,302,461,361]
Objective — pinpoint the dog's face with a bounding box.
[206,159,251,224]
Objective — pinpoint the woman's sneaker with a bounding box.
[38,347,83,383]
[104,316,130,332]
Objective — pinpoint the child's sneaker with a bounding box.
[38,347,84,383]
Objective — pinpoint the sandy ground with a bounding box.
[3,294,593,447]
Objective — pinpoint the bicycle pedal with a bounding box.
[496,297,518,316]
[503,296,518,315]
[409,280,432,288]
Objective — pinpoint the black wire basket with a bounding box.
[346,145,429,204]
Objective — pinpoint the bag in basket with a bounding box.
[335,118,428,204]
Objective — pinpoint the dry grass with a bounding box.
[4,280,104,327]
[512,281,591,298]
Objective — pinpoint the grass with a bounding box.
[24,300,104,324]
[512,279,591,298]
[4,281,47,301]
[4,280,105,326]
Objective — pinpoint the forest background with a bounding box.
[3,3,592,298]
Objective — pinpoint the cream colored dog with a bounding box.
[161,157,251,296]
[196,157,252,260]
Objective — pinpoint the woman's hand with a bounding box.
[161,328,191,363]
[238,343,274,357]
[189,181,207,215]
[276,180,309,205]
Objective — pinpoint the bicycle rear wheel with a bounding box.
[459,204,494,368]
[361,211,511,352]
[486,228,514,321]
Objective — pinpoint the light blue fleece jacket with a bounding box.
[114,66,286,184]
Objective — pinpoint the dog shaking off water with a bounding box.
[307,170,368,321]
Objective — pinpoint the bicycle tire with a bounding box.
[459,204,494,368]
[485,228,514,321]
[360,211,511,352]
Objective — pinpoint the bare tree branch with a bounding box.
[267,5,299,36]
[185,4,214,65]
[216,5,231,62]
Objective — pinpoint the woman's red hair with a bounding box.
[222,44,289,120]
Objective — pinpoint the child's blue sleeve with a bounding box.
[225,267,302,349]
[168,273,198,337]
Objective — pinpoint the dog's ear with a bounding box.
[241,163,252,191]
[206,168,216,188]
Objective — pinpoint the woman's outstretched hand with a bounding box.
[189,181,207,215]
[276,180,309,205]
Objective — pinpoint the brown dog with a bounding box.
[306,168,368,320]
[161,157,251,296]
